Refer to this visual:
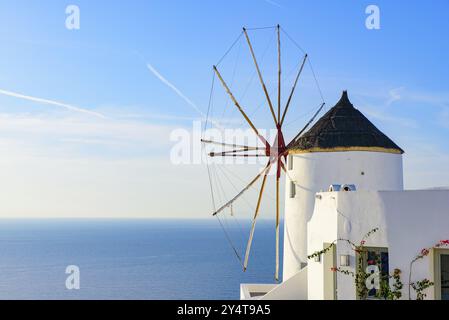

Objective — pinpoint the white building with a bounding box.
[241,91,449,300]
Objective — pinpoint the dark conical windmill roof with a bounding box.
[288,91,404,154]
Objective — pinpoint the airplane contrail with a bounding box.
[264,0,283,8]
[146,63,222,129]
[0,89,107,119]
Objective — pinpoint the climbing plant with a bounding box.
[310,231,449,300]
[308,228,401,299]
[408,240,449,300]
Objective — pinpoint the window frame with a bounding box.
[355,246,389,300]
[289,181,296,198]
[288,155,293,170]
[432,248,449,300]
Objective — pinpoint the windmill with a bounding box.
[202,25,325,281]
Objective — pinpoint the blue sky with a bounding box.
[0,0,448,217]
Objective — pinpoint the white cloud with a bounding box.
[439,107,449,129]
[0,113,176,151]
[386,87,404,106]
[362,107,418,129]
[351,92,418,129]
[404,143,449,189]
[0,155,212,218]
[0,109,213,218]
[402,91,449,109]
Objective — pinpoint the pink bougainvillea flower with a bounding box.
[440,240,449,245]
[360,240,366,245]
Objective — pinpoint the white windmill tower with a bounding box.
[282,90,405,280]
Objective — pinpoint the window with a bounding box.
[289,181,296,198]
[288,155,293,170]
[356,247,389,299]
[433,249,449,300]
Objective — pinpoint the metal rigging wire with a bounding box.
[216,32,244,67]
[203,68,244,265]
[280,27,325,104]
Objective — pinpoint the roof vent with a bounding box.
[342,184,357,192]
[329,184,341,192]
[328,184,357,192]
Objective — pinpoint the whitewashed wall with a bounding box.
[283,151,403,280]
[308,190,449,300]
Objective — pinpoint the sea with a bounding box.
[0,219,282,300]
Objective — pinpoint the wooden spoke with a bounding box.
[243,28,278,126]
[209,147,266,157]
[212,160,273,216]
[277,24,281,124]
[210,154,267,158]
[287,102,325,147]
[280,54,308,127]
[201,139,260,150]
[279,158,287,173]
[213,65,270,149]
[243,162,272,271]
